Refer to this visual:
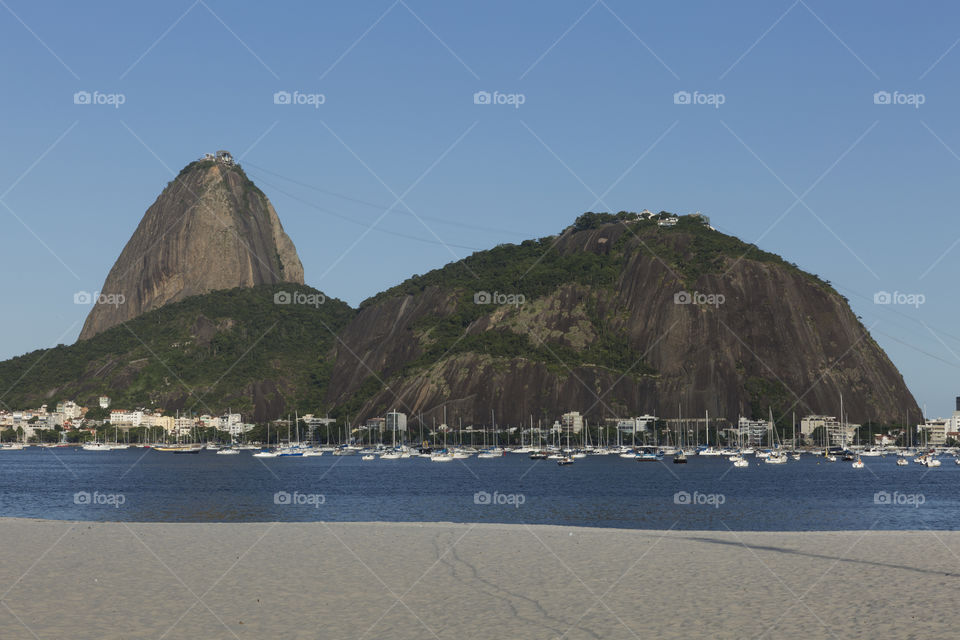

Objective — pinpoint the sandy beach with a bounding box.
[0,519,957,639]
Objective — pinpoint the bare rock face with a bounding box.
[79,158,304,340]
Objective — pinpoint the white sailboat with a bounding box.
[252,422,277,457]
[764,409,787,464]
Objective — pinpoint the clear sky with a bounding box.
[1,1,958,416]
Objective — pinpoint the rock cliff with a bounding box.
[79,157,304,339]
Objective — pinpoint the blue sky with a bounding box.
[1,1,958,416]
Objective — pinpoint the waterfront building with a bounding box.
[561,411,584,434]
[365,417,386,432]
[385,411,407,433]
[56,401,83,421]
[109,410,144,427]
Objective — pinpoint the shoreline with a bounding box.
[0,518,956,639]
[4,514,960,532]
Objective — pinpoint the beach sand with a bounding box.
[0,519,956,639]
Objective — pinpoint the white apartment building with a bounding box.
[110,410,144,427]
[616,415,657,433]
[226,422,254,439]
[920,418,950,446]
[735,417,772,447]
[385,411,407,432]
[56,401,83,421]
[561,411,584,434]
[918,398,960,446]
[800,415,858,447]
[174,417,196,437]
[141,414,174,432]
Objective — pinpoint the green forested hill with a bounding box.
[0,284,353,420]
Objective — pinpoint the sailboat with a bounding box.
[790,413,801,460]
[851,418,865,468]
[477,411,501,458]
[252,421,278,457]
[730,420,748,467]
[430,408,455,462]
[764,409,787,464]
[556,415,576,465]
[698,410,721,455]
[821,414,836,462]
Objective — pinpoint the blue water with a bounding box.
[1,448,958,530]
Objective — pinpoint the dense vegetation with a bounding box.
[0,284,354,417]
[365,213,832,306]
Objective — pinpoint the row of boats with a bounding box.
[654,445,956,469]
[3,442,958,469]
